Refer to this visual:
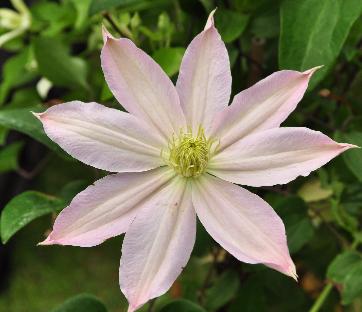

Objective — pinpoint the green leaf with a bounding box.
[100,80,113,102]
[228,46,239,68]
[33,36,88,90]
[342,261,362,304]
[198,0,214,12]
[0,106,62,153]
[298,179,333,202]
[0,141,23,173]
[215,9,249,43]
[152,47,185,77]
[231,0,270,13]
[204,271,240,311]
[331,199,359,234]
[249,5,279,39]
[193,220,214,257]
[7,88,41,108]
[229,276,266,312]
[59,180,89,204]
[0,47,35,105]
[70,0,92,29]
[327,251,362,304]
[160,299,206,312]
[1,191,64,243]
[287,217,315,253]
[279,0,362,88]
[0,126,9,145]
[274,196,314,253]
[51,294,107,312]
[31,1,76,36]
[341,132,362,181]
[327,251,362,284]
[89,0,169,15]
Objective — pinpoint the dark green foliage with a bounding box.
[160,299,206,312]
[51,294,108,312]
[1,191,64,243]
[0,0,361,311]
[279,0,362,88]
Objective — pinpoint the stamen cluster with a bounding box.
[165,127,216,178]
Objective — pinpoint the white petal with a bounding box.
[120,177,195,311]
[40,168,175,247]
[176,10,231,133]
[209,127,354,187]
[36,101,165,172]
[211,67,320,149]
[193,174,296,279]
[101,36,186,139]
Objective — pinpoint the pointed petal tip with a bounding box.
[204,8,217,30]
[340,142,359,150]
[31,111,43,120]
[286,262,298,282]
[102,25,115,44]
[127,305,135,312]
[291,271,299,282]
[38,236,56,246]
[303,65,323,77]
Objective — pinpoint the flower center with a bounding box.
[165,127,217,178]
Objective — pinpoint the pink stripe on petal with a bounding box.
[120,178,195,311]
[101,37,186,139]
[36,101,165,173]
[209,127,355,187]
[40,168,175,247]
[193,174,296,279]
[176,10,231,134]
[211,67,321,149]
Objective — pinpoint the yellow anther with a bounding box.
[164,127,217,178]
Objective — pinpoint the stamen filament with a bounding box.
[163,126,218,178]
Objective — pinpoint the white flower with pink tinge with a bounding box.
[35,11,355,312]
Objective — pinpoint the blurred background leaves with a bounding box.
[0,0,361,311]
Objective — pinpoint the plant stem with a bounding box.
[309,240,360,312]
[102,12,123,36]
[17,153,51,179]
[309,282,333,312]
[198,248,220,304]
[351,238,360,250]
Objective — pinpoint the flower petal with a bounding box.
[36,101,165,172]
[176,10,231,133]
[101,35,186,139]
[193,174,296,279]
[211,67,321,149]
[39,168,175,247]
[209,127,355,187]
[120,177,195,312]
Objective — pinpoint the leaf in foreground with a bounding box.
[1,191,64,243]
[51,293,107,312]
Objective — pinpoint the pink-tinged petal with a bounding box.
[176,10,231,134]
[211,67,321,149]
[120,178,195,312]
[193,174,296,279]
[209,127,355,187]
[35,101,165,172]
[101,35,186,139]
[40,168,175,247]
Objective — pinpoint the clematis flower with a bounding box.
[35,11,354,312]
